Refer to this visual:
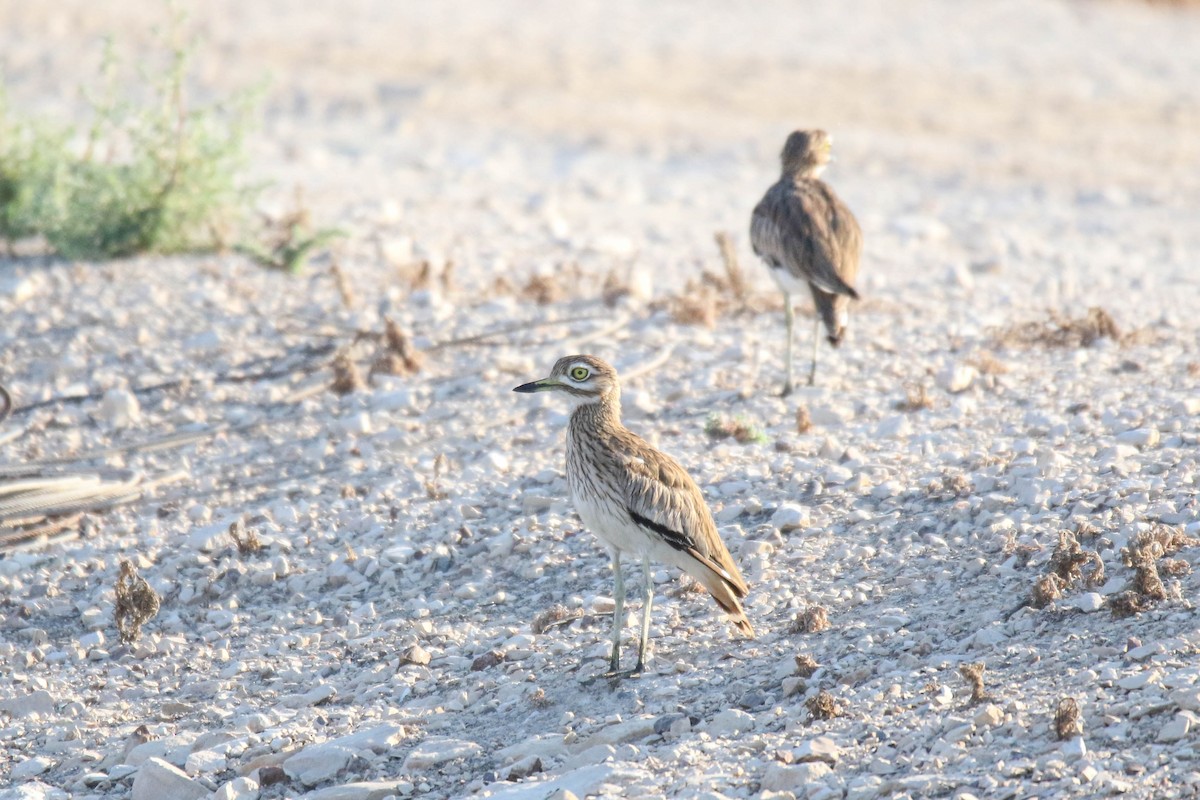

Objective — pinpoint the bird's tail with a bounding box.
[692,561,755,638]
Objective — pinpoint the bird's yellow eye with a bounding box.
[570,366,590,381]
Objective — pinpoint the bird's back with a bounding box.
[751,177,861,298]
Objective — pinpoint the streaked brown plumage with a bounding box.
[514,355,752,678]
[751,129,862,393]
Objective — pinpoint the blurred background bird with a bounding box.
[751,129,862,394]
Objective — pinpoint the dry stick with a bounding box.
[10,341,340,415]
[620,344,677,384]
[426,312,617,352]
[714,230,747,305]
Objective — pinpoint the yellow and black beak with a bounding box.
[513,377,558,393]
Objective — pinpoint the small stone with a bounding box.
[1071,593,1104,613]
[400,645,431,666]
[1117,670,1160,691]
[402,738,481,770]
[301,780,405,800]
[1156,713,1191,743]
[1060,737,1087,761]
[132,757,211,800]
[564,744,615,769]
[213,777,259,800]
[938,363,977,394]
[471,651,505,671]
[793,736,840,765]
[0,690,55,718]
[495,734,568,765]
[1115,428,1159,448]
[97,388,141,427]
[974,704,1004,728]
[707,709,756,737]
[761,762,832,792]
[10,757,54,780]
[279,683,337,708]
[771,504,810,533]
[876,415,912,439]
[284,745,355,786]
[0,782,69,800]
[185,749,226,775]
[1170,687,1200,712]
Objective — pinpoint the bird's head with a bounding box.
[513,354,619,409]
[780,129,833,178]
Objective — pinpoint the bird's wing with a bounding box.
[616,435,749,598]
[751,180,861,299]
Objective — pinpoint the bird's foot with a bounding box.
[600,663,644,683]
[584,658,645,684]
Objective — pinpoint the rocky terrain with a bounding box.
[1,1,1199,799]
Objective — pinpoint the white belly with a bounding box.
[768,264,811,296]
[570,477,655,555]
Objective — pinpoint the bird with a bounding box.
[514,355,753,679]
[750,129,863,394]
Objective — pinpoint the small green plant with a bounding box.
[704,413,769,445]
[237,189,345,273]
[0,9,260,260]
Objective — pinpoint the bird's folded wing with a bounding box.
[619,447,749,597]
[751,184,860,298]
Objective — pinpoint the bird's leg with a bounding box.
[632,554,654,675]
[782,293,795,396]
[608,550,624,675]
[808,316,820,386]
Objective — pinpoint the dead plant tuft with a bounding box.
[895,382,933,412]
[1054,696,1083,740]
[704,413,769,445]
[532,604,573,635]
[602,269,631,307]
[795,406,813,434]
[114,560,160,644]
[925,472,973,501]
[959,662,989,704]
[1159,558,1191,578]
[669,284,719,328]
[1109,591,1149,618]
[1048,530,1091,585]
[991,306,1121,350]
[805,690,844,721]
[424,454,450,501]
[1085,552,1107,588]
[372,317,423,376]
[330,350,365,395]
[789,605,831,634]
[1031,574,1067,608]
[1116,524,1197,608]
[330,261,356,309]
[794,654,820,678]
[713,231,747,306]
[530,687,553,709]
[967,351,1009,375]
[523,274,565,306]
[228,519,263,557]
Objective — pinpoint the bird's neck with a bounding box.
[785,165,826,181]
[569,393,622,431]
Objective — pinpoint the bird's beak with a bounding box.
[513,377,557,393]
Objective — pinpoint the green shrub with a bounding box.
[0,14,258,260]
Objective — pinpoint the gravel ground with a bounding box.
[2,1,1200,799]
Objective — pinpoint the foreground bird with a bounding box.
[751,129,862,394]
[514,355,753,678]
